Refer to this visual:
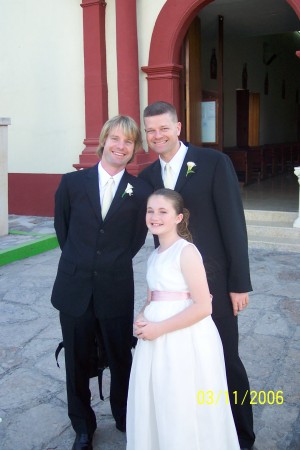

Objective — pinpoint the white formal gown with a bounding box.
[126,239,239,450]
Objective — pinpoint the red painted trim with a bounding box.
[8,174,62,217]
[141,64,183,161]
[143,0,300,160]
[148,0,213,67]
[141,1,212,161]
[286,0,300,19]
[76,0,108,168]
[116,0,140,124]
[142,64,183,78]
[141,64,183,115]
[143,0,213,133]
[147,0,299,68]
[76,0,300,171]
[126,151,153,176]
[76,0,148,171]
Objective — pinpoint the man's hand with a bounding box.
[230,292,249,316]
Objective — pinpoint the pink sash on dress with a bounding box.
[151,291,191,301]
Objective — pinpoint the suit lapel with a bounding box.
[148,150,197,193]
[175,146,197,192]
[85,164,102,223]
[150,160,164,190]
[103,170,131,222]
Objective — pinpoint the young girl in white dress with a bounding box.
[126,189,239,450]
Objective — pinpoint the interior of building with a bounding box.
[179,0,300,212]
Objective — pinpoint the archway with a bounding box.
[142,0,300,213]
[142,0,213,114]
[143,0,300,114]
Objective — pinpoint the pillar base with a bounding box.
[293,216,300,228]
[73,147,153,175]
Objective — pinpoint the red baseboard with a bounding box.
[8,173,62,217]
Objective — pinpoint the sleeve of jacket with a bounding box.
[213,153,252,293]
[139,164,158,190]
[54,174,71,250]
[130,180,153,258]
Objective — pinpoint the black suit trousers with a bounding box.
[205,261,255,447]
[59,298,133,435]
[212,313,255,448]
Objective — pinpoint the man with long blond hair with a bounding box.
[51,115,151,450]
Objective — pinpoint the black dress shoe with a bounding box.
[72,433,93,450]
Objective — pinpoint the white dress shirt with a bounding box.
[98,162,124,207]
[159,141,188,189]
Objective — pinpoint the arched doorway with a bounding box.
[142,0,212,114]
[142,0,300,213]
[142,0,300,147]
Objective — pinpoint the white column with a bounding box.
[293,166,300,228]
[0,118,11,236]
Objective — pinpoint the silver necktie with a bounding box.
[102,177,114,219]
[164,163,174,189]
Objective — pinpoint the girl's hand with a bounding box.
[134,312,145,323]
[133,313,145,337]
[135,320,163,341]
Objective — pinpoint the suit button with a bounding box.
[99,229,104,234]
[96,250,101,255]
[93,271,98,276]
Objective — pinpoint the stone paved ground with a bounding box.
[0,216,55,251]
[0,219,299,449]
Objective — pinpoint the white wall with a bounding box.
[3,0,296,177]
[0,0,85,174]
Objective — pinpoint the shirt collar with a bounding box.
[159,141,188,171]
[98,161,124,187]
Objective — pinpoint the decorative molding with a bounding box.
[76,0,108,170]
[141,64,183,80]
[81,0,106,8]
[116,0,140,123]
[0,118,11,126]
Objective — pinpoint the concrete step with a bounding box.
[247,223,300,239]
[245,209,298,223]
[247,235,300,252]
[245,209,300,252]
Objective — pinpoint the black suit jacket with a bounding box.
[139,145,252,317]
[51,164,152,319]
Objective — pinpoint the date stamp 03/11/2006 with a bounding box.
[196,390,284,406]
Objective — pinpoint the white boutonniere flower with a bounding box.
[186,161,196,177]
[122,183,134,198]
